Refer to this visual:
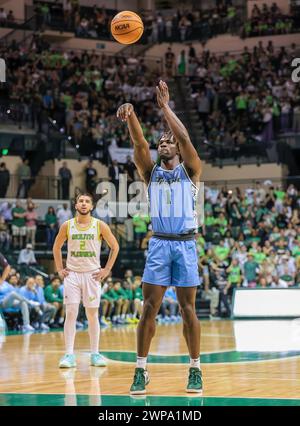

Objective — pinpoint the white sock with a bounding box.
[64,304,79,355]
[136,356,147,370]
[190,357,201,369]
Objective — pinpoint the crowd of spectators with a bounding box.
[0,254,183,332]
[2,34,300,165]
[0,265,149,331]
[30,1,300,43]
[32,1,242,43]
[0,197,72,252]
[0,266,64,332]
[242,2,300,38]
[163,42,300,157]
[1,2,299,46]
[0,179,299,329]
[197,181,300,317]
[0,36,164,159]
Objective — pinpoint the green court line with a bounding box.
[0,393,299,406]
[102,350,300,364]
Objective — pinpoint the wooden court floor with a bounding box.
[0,320,300,406]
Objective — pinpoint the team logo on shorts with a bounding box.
[89,296,96,302]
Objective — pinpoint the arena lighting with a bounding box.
[60,128,64,133]
[52,119,57,124]
[6,109,10,114]
[76,144,79,148]
[68,136,72,141]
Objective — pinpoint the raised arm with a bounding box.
[156,80,202,182]
[117,103,154,184]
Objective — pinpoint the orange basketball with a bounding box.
[111,11,144,45]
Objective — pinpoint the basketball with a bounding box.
[111,11,144,45]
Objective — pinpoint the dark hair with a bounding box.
[156,131,182,163]
[75,192,94,203]
[157,130,174,145]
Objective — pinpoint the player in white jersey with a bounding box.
[53,193,119,368]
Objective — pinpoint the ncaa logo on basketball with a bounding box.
[0,58,6,82]
[115,23,130,30]
[291,58,300,83]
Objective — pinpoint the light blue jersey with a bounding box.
[148,163,198,234]
[143,162,200,287]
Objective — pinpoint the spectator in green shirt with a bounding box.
[228,202,242,238]
[274,187,286,211]
[133,214,150,248]
[204,212,216,239]
[292,240,300,259]
[215,212,228,236]
[243,254,259,287]
[213,240,230,263]
[11,200,26,249]
[117,281,132,323]
[107,281,128,324]
[235,92,248,113]
[245,229,261,247]
[196,233,205,257]
[44,277,64,326]
[45,206,58,250]
[100,279,115,325]
[226,259,243,288]
[249,244,266,264]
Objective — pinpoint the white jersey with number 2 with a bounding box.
[66,217,101,272]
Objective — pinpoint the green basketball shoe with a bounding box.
[130,368,150,395]
[186,367,203,393]
[59,354,76,368]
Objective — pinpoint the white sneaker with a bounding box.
[40,323,50,330]
[22,324,35,332]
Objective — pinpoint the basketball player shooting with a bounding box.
[117,80,203,394]
[53,193,119,368]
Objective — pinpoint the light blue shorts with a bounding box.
[142,237,200,287]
